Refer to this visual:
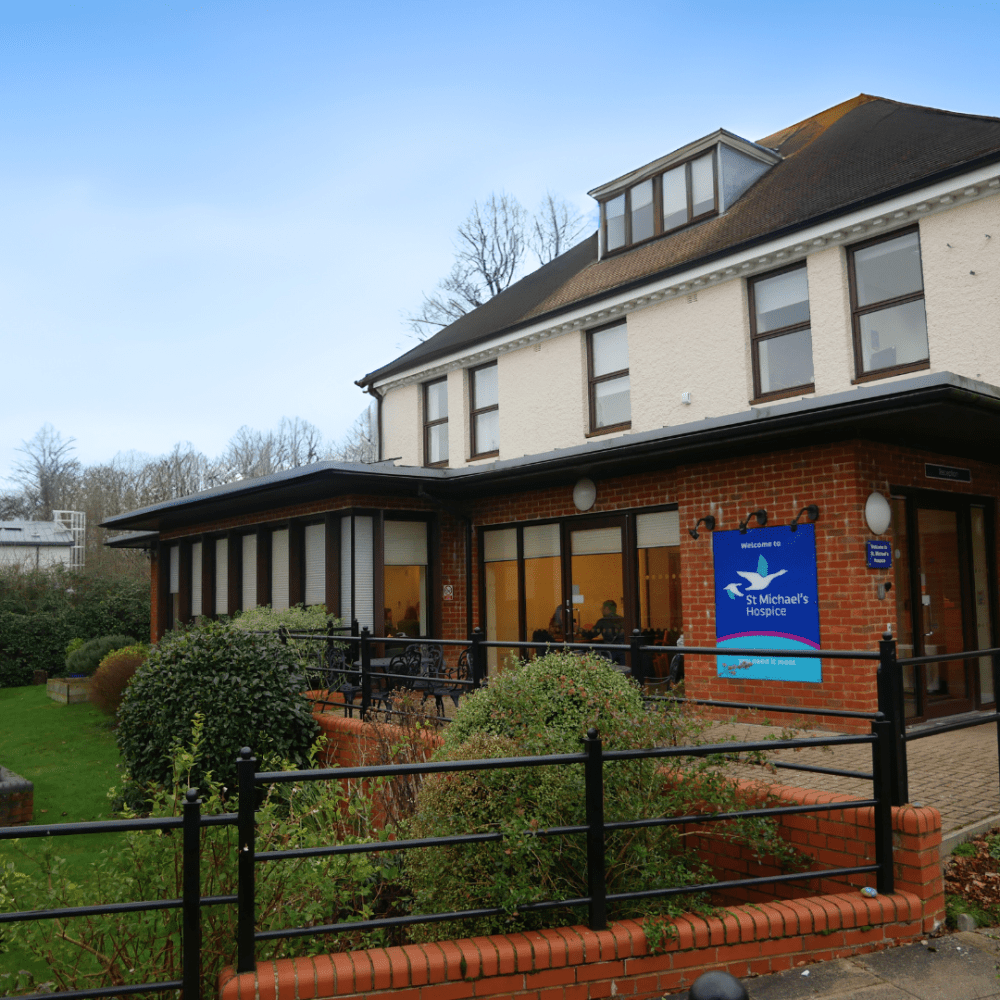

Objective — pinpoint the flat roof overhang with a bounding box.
[101,373,1000,537]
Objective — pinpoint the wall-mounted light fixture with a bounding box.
[738,509,767,534]
[864,492,892,535]
[789,504,820,532]
[876,581,893,601]
[688,515,716,540]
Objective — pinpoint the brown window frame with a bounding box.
[469,361,500,459]
[848,225,929,384]
[747,261,815,404]
[601,147,718,255]
[587,321,632,435]
[422,377,449,468]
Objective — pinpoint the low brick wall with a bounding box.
[218,714,943,1000]
[0,766,33,825]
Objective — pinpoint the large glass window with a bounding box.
[470,362,499,457]
[483,528,518,671]
[423,378,449,467]
[630,179,654,243]
[383,519,428,638]
[588,322,631,431]
[191,541,202,618]
[749,264,814,400]
[850,228,929,379]
[340,515,374,630]
[304,522,325,606]
[242,533,257,610]
[605,193,626,251]
[524,524,562,644]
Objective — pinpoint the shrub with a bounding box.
[64,634,137,677]
[404,650,799,939]
[229,602,338,633]
[89,644,148,715]
[65,637,86,658]
[116,620,320,797]
[0,716,391,997]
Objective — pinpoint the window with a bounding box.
[748,263,814,401]
[241,533,257,610]
[849,227,929,380]
[303,522,325,606]
[602,149,717,253]
[588,322,631,432]
[469,362,499,457]
[383,519,428,637]
[423,377,449,466]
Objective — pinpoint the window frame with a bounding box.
[601,147,718,255]
[848,225,930,384]
[747,261,815,404]
[587,321,632,435]
[422,376,449,468]
[469,361,500,459]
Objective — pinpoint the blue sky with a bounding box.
[2,0,998,474]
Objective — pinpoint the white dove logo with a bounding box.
[723,583,743,600]
[736,554,787,591]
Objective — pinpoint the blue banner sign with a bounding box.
[713,524,821,683]
[866,540,892,569]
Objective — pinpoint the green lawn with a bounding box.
[0,685,122,980]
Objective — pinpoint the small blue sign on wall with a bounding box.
[866,540,892,569]
[713,524,822,683]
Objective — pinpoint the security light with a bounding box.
[738,509,767,534]
[688,515,716,539]
[789,504,820,531]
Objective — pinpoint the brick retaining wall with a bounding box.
[0,766,33,825]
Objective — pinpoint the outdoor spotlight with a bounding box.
[789,504,820,532]
[738,509,767,534]
[688,515,716,540]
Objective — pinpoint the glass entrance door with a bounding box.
[567,523,627,655]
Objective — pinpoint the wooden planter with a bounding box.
[46,676,91,705]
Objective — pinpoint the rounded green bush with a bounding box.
[65,634,137,677]
[116,621,320,797]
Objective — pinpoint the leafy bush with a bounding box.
[89,644,148,715]
[64,634,137,677]
[0,567,149,688]
[229,603,338,633]
[65,637,85,658]
[404,650,799,939]
[0,716,391,997]
[116,620,320,797]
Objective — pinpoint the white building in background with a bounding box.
[0,521,76,570]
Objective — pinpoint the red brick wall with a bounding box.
[0,770,33,826]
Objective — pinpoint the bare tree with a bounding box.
[530,192,585,264]
[10,425,81,520]
[408,193,528,339]
[329,403,378,464]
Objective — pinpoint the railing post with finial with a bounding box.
[470,627,486,689]
[236,747,257,974]
[583,727,607,931]
[182,787,202,997]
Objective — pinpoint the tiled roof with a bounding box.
[359,95,1000,386]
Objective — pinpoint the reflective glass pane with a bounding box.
[971,507,994,703]
[754,268,810,332]
[756,329,813,394]
[662,166,687,231]
[571,528,625,653]
[427,421,448,464]
[891,497,918,718]
[630,179,654,243]
[594,374,631,427]
[425,379,448,421]
[384,565,426,637]
[484,558,518,673]
[854,232,923,306]
[606,194,625,250]
[526,553,563,647]
[473,364,498,408]
[591,323,628,376]
[690,153,715,216]
[474,409,500,454]
[638,546,683,685]
[858,299,928,372]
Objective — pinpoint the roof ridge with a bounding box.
[755,93,879,151]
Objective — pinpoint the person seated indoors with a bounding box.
[592,600,626,644]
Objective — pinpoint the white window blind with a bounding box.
[570,526,622,556]
[271,529,289,611]
[340,516,373,629]
[524,523,561,559]
[191,542,203,617]
[304,523,325,606]
[169,545,179,594]
[637,511,680,548]
[215,538,228,613]
[483,527,517,562]
[384,520,428,566]
[242,534,257,609]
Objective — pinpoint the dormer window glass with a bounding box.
[602,149,718,254]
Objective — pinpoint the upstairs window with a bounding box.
[748,263,814,402]
[588,322,631,432]
[423,377,449,467]
[849,227,929,381]
[602,149,717,253]
[469,362,499,458]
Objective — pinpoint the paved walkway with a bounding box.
[705,716,1000,841]
[671,929,1000,999]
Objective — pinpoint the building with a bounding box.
[0,520,76,570]
[103,94,1000,729]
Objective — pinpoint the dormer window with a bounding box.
[601,150,718,253]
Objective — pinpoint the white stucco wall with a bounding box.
[381,383,421,466]
[0,546,72,570]
[807,245,856,398]
[920,197,1000,385]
